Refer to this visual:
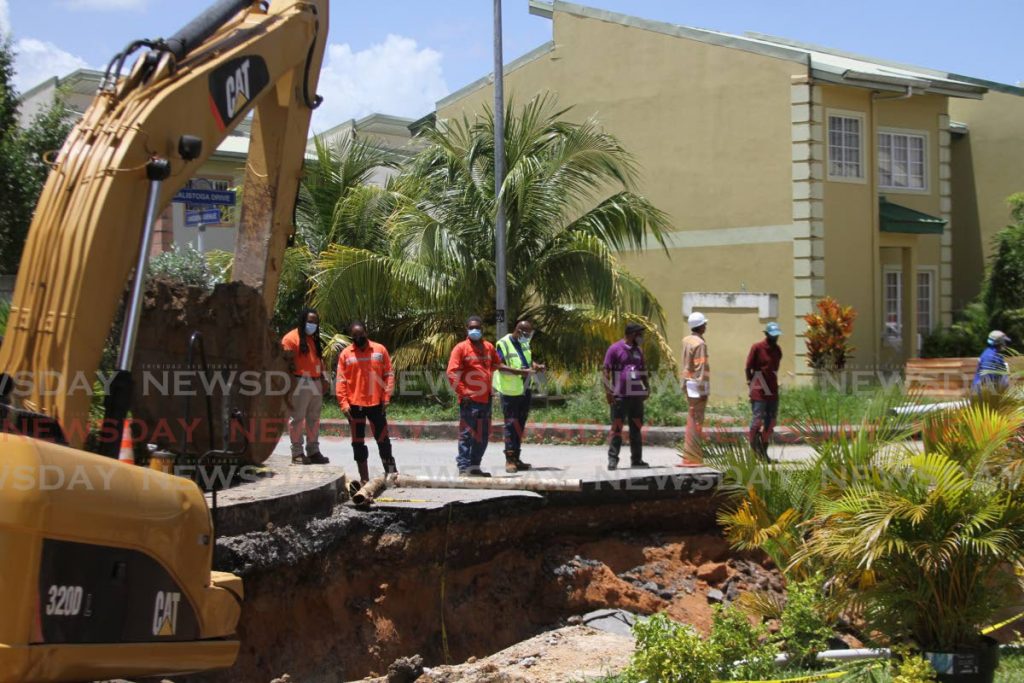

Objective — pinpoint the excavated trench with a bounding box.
[193,491,782,683]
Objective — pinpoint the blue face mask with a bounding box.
[304,322,318,335]
[467,328,483,341]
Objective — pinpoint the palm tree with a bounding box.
[794,399,1024,650]
[311,95,672,370]
[273,134,398,340]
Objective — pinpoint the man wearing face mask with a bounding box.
[745,322,783,462]
[603,322,651,470]
[336,321,397,484]
[494,318,546,473]
[447,315,513,477]
[281,308,329,465]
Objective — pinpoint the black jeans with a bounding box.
[349,404,395,472]
[608,396,645,463]
[500,392,532,453]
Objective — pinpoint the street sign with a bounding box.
[185,209,222,226]
[172,188,236,205]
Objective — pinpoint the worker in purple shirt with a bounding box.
[603,322,652,471]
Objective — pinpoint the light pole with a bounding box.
[493,0,508,337]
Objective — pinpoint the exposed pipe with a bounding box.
[872,85,915,101]
[351,476,391,507]
[392,474,581,492]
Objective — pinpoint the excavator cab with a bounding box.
[0,1,327,680]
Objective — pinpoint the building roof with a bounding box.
[313,112,418,141]
[20,68,254,161]
[517,1,1007,102]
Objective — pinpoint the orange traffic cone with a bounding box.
[118,421,135,465]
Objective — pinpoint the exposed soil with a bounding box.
[364,625,634,683]
[191,491,781,683]
[132,280,289,464]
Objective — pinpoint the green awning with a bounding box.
[879,197,946,235]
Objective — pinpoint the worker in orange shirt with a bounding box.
[281,308,329,465]
[336,321,396,484]
[446,315,514,477]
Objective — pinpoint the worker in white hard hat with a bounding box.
[680,311,709,466]
[972,330,1012,393]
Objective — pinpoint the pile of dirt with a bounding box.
[131,279,290,465]
[366,626,633,683]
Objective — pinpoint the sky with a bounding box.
[2,0,1022,132]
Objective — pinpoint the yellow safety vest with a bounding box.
[492,334,532,396]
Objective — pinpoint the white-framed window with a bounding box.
[917,269,935,339]
[827,110,865,182]
[878,129,928,191]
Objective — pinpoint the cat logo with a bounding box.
[224,60,251,121]
[208,56,269,132]
[152,590,181,637]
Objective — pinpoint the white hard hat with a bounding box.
[988,330,1011,346]
[688,312,708,329]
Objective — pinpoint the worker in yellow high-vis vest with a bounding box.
[493,318,546,473]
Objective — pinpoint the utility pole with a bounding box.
[493,0,508,337]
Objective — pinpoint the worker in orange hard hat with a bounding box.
[336,321,396,485]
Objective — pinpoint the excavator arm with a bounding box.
[0,0,327,446]
[0,1,327,681]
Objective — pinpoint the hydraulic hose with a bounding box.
[164,0,254,61]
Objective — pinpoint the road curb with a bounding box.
[318,419,844,446]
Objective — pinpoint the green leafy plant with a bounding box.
[147,244,217,288]
[0,40,74,274]
[708,605,779,680]
[795,399,1024,651]
[777,575,834,670]
[804,296,857,372]
[891,648,938,683]
[624,613,721,683]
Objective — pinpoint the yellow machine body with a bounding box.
[0,0,328,679]
[0,437,241,681]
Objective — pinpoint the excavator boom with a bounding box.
[0,1,328,680]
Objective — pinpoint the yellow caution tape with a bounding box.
[713,670,849,683]
[982,607,1024,635]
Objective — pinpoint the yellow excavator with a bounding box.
[0,1,327,680]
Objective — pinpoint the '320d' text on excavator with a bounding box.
[0,1,327,680]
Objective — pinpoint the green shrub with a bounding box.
[708,605,779,681]
[891,649,937,683]
[0,298,8,338]
[147,244,216,288]
[778,575,833,670]
[625,613,721,683]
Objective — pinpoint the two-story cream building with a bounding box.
[434,0,1024,398]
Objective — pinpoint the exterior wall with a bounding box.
[820,84,946,370]
[618,243,794,401]
[437,7,804,401]
[949,91,1024,308]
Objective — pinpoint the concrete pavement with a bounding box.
[275,434,820,482]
